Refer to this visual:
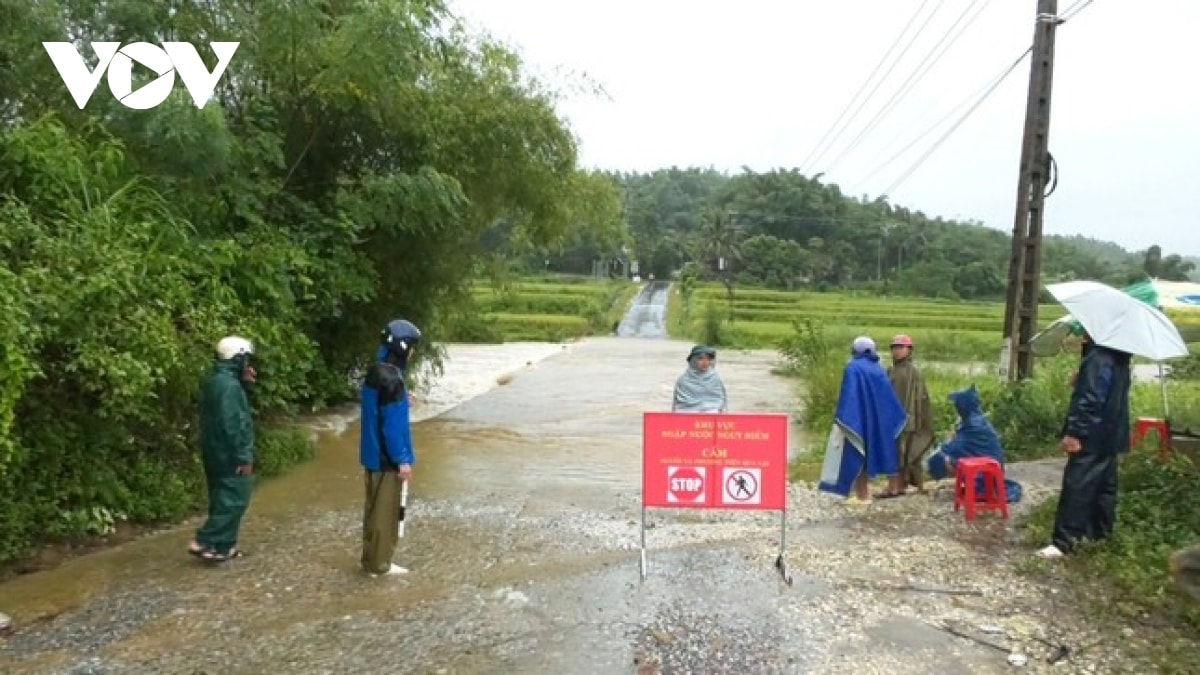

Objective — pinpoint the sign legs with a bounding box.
[639,504,647,580]
[775,508,793,585]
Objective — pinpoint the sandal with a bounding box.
[873,491,902,500]
[200,548,246,563]
[187,542,208,557]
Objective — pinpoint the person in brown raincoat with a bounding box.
[881,334,934,497]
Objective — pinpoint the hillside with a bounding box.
[517,167,1194,300]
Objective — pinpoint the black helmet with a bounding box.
[382,319,421,359]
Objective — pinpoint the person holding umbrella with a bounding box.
[1039,328,1131,558]
[1038,281,1189,559]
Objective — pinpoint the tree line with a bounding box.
[0,0,623,563]
[536,167,1196,298]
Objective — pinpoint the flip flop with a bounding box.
[187,542,208,557]
[873,491,902,500]
[200,548,246,563]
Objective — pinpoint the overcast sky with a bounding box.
[449,0,1199,256]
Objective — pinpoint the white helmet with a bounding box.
[851,336,876,356]
[216,336,254,361]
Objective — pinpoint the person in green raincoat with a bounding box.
[881,334,934,497]
[187,336,257,562]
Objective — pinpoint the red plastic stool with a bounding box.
[1131,417,1171,458]
[954,457,1008,521]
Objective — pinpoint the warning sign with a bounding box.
[722,467,761,505]
[641,412,787,511]
[666,466,706,504]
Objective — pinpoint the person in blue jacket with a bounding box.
[360,319,420,576]
[926,384,1023,503]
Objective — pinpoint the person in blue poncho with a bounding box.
[819,337,908,505]
[926,384,1023,503]
[360,319,420,577]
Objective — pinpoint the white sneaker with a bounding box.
[370,563,409,577]
[1036,545,1065,559]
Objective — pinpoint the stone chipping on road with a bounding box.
[0,321,1165,674]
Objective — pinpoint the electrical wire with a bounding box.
[799,0,946,174]
[1060,0,1095,22]
[881,45,1032,196]
[849,46,1033,192]
[823,0,996,174]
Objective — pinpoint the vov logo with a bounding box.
[42,42,239,110]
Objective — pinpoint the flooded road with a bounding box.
[617,281,669,338]
[0,310,1141,672]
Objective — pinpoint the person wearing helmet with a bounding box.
[672,345,728,413]
[360,319,420,576]
[881,334,934,497]
[188,336,257,562]
[818,337,907,505]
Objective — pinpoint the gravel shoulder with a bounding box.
[0,337,1146,674]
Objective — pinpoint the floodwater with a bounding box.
[0,286,825,673]
[0,285,1020,673]
[617,281,669,338]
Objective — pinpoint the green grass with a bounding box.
[444,277,640,343]
[675,283,1072,362]
[1022,451,1200,671]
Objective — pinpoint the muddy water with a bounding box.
[0,342,573,624]
[0,326,820,673]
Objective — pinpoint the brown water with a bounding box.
[0,336,804,627]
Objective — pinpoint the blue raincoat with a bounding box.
[360,346,415,471]
[819,352,908,497]
[927,385,1022,503]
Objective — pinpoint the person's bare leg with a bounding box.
[855,473,870,501]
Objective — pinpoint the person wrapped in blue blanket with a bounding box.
[818,336,908,505]
[926,384,1023,503]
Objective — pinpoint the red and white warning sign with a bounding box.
[666,466,706,504]
[721,467,761,505]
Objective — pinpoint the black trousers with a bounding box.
[1052,444,1118,553]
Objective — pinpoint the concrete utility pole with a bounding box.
[1001,0,1061,382]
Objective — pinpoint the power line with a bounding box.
[881,45,1032,196]
[799,0,945,174]
[1060,0,1094,21]
[850,46,1033,192]
[823,0,995,175]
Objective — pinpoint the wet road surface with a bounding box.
[0,332,1127,673]
[617,282,669,339]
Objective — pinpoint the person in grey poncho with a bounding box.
[672,345,728,413]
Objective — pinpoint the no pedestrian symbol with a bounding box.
[722,468,761,505]
[666,466,706,504]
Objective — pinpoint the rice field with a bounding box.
[444,276,640,342]
[672,284,1200,363]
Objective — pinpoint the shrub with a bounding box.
[1024,452,1200,669]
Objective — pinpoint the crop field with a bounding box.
[672,283,1200,363]
[670,284,1067,362]
[444,276,639,342]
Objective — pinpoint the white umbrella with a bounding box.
[1047,280,1190,419]
[1046,281,1189,361]
[1032,278,1200,357]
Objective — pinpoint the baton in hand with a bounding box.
[397,479,409,537]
